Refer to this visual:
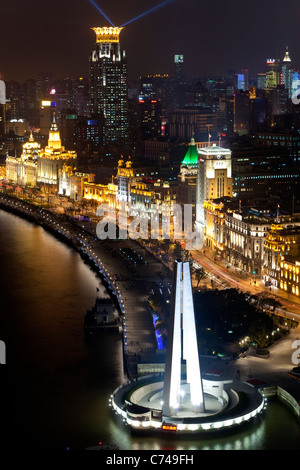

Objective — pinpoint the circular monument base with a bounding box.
[110,374,266,434]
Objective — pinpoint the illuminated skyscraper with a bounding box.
[282,46,293,98]
[163,260,204,417]
[89,27,129,145]
[195,144,232,248]
[266,58,280,89]
[236,69,249,91]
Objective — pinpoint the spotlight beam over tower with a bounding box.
[87,0,174,29]
[120,0,174,27]
[88,0,115,26]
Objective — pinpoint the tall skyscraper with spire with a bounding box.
[282,46,293,98]
[89,27,129,145]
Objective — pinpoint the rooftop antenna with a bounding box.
[276,204,280,223]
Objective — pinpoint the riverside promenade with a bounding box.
[0,192,170,377]
[0,192,299,419]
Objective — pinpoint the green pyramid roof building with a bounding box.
[181,138,198,166]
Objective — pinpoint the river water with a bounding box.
[0,209,299,451]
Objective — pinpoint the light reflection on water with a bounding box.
[0,209,299,451]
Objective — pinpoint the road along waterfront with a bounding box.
[0,196,300,450]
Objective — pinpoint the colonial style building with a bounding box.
[263,224,300,288]
[6,132,40,186]
[225,209,272,276]
[279,259,300,297]
[204,199,227,257]
[37,114,77,189]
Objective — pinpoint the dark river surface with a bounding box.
[0,209,299,451]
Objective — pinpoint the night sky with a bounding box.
[0,0,299,82]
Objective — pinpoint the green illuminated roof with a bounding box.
[181,138,198,166]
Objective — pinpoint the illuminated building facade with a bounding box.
[37,114,77,187]
[116,157,135,205]
[89,27,128,144]
[58,163,117,204]
[266,59,280,89]
[264,224,300,288]
[199,144,232,200]
[83,180,117,206]
[195,143,233,247]
[257,73,267,90]
[236,69,249,91]
[6,132,40,186]
[163,261,204,418]
[279,259,300,297]
[129,181,154,215]
[204,200,226,256]
[225,210,272,276]
[116,157,167,208]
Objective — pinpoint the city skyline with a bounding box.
[1,0,299,82]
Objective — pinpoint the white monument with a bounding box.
[163,260,205,416]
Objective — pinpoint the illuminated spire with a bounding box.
[283,46,291,63]
[48,111,61,149]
